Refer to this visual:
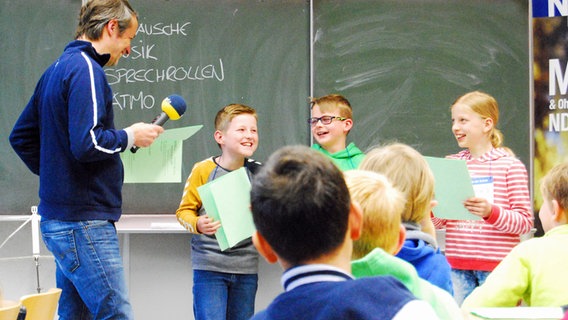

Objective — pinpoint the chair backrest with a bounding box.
[0,300,21,320]
[20,288,61,320]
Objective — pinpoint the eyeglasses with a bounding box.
[307,115,347,126]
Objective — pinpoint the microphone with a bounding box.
[130,94,188,153]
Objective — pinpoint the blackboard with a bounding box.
[313,0,530,168]
[1,0,310,214]
[2,0,531,216]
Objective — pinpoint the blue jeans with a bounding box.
[41,219,133,320]
[451,269,490,306]
[193,270,258,320]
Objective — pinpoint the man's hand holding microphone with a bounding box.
[127,94,188,152]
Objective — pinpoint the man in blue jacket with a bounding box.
[9,1,163,319]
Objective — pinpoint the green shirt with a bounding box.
[311,142,365,171]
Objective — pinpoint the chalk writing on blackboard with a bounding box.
[137,22,192,36]
[106,60,225,85]
[107,19,225,113]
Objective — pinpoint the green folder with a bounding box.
[424,156,480,220]
[197,167,256,251]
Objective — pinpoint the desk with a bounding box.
[0,214,189,293]
[0,214,286,319]
[115,214,185,233]
[468,307,566,319]
[113,214,187,287]
[0,214,185,233]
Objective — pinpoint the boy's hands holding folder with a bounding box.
[197,215,221,235]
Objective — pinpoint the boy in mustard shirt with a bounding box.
[176,104,261,320]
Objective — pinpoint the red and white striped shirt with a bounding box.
[432,148,533,271]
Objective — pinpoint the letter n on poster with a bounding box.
[197,167,256,251]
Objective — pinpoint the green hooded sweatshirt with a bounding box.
[311,142,365,171]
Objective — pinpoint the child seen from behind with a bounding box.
[359,143,453,294]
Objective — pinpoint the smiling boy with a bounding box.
[309,94,365,170]
[176,103,261,320]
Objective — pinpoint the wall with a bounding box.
[0,220,282,319]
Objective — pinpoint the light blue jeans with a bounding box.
[451,269,490,306]
[192,270,258,320]
[41,219,133,320]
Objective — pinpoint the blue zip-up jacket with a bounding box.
[396,222,453,294]
[10,40,129,221]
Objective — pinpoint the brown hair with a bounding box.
[214,104,257,132]
[310,94,353,119]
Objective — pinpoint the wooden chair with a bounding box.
[0,300,21,320]
[20,288,61,320]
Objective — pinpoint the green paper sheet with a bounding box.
[424,156,480,220]
[122,125,202,183]
[197,167,256,251]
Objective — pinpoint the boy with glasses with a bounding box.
[308,94,365,170]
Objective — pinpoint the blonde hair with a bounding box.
[540,161,568,220]
[451,91,505,149]
[359,143,434,223]
[310,94,353,119]
[344,170,405,259]
[214,103,257,132]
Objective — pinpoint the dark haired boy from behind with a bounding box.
[249,145,439,320]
